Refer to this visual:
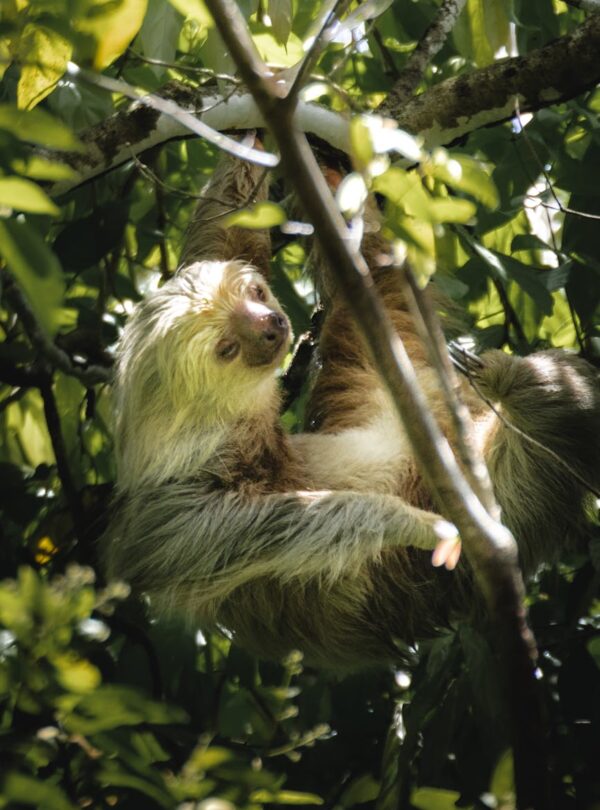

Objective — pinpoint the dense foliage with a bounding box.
[0,0,599,807]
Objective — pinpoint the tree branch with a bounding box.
[380,12,600,139]
[204,0,551,806]
[48,13,600,196]
[384,0,467,108]
[40,378,85,538]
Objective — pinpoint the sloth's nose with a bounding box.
[263,312,288,342]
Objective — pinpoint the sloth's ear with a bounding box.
[180,144,272,279]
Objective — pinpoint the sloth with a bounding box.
[104,152,600,671]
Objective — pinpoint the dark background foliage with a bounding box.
[0,0,599,807]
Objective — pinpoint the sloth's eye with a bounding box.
[250,284,267,302]
[216,339,240,362]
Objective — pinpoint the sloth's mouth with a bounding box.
[245,328,290,367]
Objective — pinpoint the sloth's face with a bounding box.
[119,261,293,421]
[180,260,292,370]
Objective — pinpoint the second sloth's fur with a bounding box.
[104,156,600,671]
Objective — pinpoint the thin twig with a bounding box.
[127,49,241,84]
[399,267,498,516]
[370,27,400,77]
[491,278,527,346]
[0,386,27,413]
[289,0,354,100]
[65,62,278,169]
[40,378,85,537]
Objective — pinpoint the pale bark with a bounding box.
[50,13,600,195]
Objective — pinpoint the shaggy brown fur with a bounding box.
[104,152,600,671]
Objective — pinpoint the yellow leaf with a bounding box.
[35,536,59,566]
[0,177,59,216]
[54,654,101,693]
[77,0,149,69]
[17,24,72,110]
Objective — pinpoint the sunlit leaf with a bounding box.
[490,749,515,801]
[251,790,324,805]
[350,118,375,170]
[167,0,213,23]
[0,105,81,150]
[0,219,65,334]
[16,24,72,109]
[269,0,293,45]
[76,0,149,69]
[1,771,76,810]
[428,197,476,224]
[0,177,59,215]
[334,0,394,34]
[457,0,495,67]
[12,157,77,182]
[225,201,286,229]
[253,31,304,66]
[53,655,101,693]
[427,151,499,209]
[59,685,188,734]
[410,787,463,810]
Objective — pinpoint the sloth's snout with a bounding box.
[231,302,290,366]
[263,311,289,343]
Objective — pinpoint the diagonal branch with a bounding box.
[204,0,551,806]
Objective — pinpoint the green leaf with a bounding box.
[53,654,101,693]
[427,151,499,209]
[511,234,551,253]
[269,0,293,45]
[1,771,76,810]
[251,790,323,805]
[16,24,72,109]
[76,0,149,69]
[139,0,181,75]
[0,177,59,216]
[459,231,554,315]
[339,774,380,806]
[253,31,304,66]
[428,197,476,224]
[53,203,129,270]
[410,787,464,810]
[225,201,286,229]
[58,685,188,734]
[461,0,495,67]
[0,218,65,334]
[95,765,174,809]
[12,156,77,182]
[588,636,600,671]
[490,749,515,801]
[168,0,213,23]
[0,105,81,150]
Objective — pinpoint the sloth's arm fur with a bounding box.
[107,484,447,607]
